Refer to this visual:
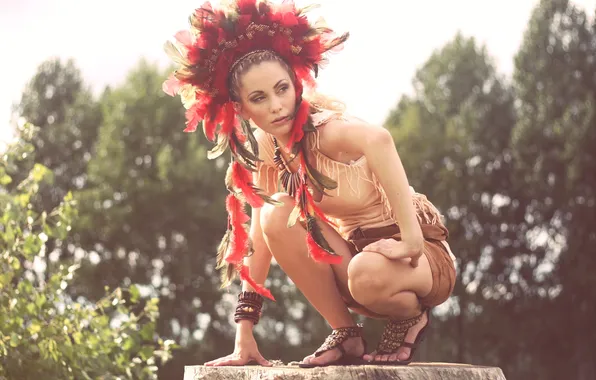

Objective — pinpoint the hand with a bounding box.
[204,329,271,367]
[363,239,423,267]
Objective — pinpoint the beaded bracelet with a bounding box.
[234,291,264,325]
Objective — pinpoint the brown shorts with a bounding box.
[344,222,456,317]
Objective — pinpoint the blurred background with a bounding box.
[1,0,595,379]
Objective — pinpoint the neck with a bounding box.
[272,132,293,152]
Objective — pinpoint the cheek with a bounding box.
[283,91,296,107]
[245,103,268,123]
[243,102,259,116]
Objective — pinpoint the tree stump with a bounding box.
[184,362,507,379]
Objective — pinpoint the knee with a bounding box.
[260,193,294,237]
[347,252,388,305]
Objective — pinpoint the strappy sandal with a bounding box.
[368,308,431,365]
[298,324,367,368]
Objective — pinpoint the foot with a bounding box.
[363,310,428,363]
[301,336,365,366]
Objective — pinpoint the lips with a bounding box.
[272,116,288,123]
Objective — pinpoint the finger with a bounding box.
[211,357,247,367]
[207,353,242,366]
[255,354,272,367]
[410,256,419,267]
[362,242,377,252]
[364,243,389,256]
[204,355,234,366]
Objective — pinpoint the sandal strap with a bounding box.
[314,324,363,357]
[376,310,425,354]
[400,341,417,349]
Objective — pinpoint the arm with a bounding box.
[318,119,424,262]
[238,162,278,326]
[205,163,277,367]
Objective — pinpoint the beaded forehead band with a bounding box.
[228,49,274,75]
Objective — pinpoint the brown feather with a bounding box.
[164,41,190,66]
[305,215,336,255]
[208,133,230,159]
[287,205,302,228]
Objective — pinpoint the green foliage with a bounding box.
[0,123,174,380]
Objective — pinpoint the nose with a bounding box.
[270,96,282,114]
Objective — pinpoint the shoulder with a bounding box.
[313,111,392,155]
[311,108,346,127]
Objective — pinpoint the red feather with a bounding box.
[184,103,204,133]
[204,114,217,141]
[219,102,236,137]
[306,233,342,265]
[163,74,182,97]
[287,99,309,149]
[225,194,250,263]
[303,184,332,224]
[238,264,275,301]
[231,161,264,208]
[174,30,193,48]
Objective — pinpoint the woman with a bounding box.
[163,0,456,367]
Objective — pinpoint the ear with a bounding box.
[233,101,250,120]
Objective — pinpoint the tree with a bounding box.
[10,57,356,379]
[66,60,229,378]
[10,58,103,290]
[512,0,596,378]
[13,58,102,210]
[0,123,172,380]
[74,60,338,377]
[384,33,522,369]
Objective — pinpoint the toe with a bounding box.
[301,354,314,365]
[311,348,341,365]
[396,347,411,362]
[363,351,376,362]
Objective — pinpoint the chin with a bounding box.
[271,121,292,134]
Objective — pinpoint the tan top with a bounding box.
[254,109,445,241]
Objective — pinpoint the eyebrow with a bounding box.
[248,80,287,97]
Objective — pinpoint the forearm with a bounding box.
[236,163,278,335]
[243,209,273,292]
[242,164,277,292]
[365,131,423,251]
[238,202,273,335]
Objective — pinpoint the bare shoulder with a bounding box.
[316,114,391,156]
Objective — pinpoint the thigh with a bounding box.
[347,236,436,304]
[317,221,355,303]
[350,247,433,298]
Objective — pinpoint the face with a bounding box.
[236,61,296,137]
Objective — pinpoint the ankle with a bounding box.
[343,336,365,353]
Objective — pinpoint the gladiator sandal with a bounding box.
[369,308,431,365]
[299,324,367,368]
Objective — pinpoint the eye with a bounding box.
[251,96,265,103]
[278,85,289,93]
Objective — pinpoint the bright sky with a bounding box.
[1,0,594,147]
